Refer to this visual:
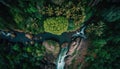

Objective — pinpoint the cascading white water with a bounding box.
[56,47,68,69]
[72,26,87,39]
[56,25,87,69]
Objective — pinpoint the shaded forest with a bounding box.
[0,0,120,69]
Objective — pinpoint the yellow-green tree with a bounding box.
[44,17,68,35]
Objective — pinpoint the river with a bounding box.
[56,26,87,69]
[56,46,68,69]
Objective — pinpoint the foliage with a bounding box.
[40,1,86,31]
[0,0,45,34]
[85,21,120,69]
[101,6,120,22]
[0,0,87,33]
[85,37,120,69]
[44,17,68,35]
[86,21,106,37]
[50,0,65,5]
[0,0,120,69]
[84,4,120,68]
[0,42,46,69]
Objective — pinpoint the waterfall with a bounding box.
[56,46,68,69]
[0,30,11,37]
[56,25,87,69]
[72,26,87,40]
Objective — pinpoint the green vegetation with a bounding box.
[0,42,46,69]
[85,20,120,69]
[0,0,120,69]
[101,6,120,22]
[46,40,59,47]
[0,0,86,33]
[40,1,86,31]
[86,21,106,37]
[0,0,44,34]
[44,17,68,35]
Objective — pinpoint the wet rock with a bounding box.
[42,40,60,57]
[65,38,89,69]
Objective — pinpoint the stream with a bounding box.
[0,25,87,69]
[0,26,87,69]
[56,46,68,69]
[56,26,87,69]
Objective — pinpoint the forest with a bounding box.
[0,0,120,69]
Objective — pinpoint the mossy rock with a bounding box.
[44,17,68,35]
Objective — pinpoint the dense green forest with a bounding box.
[0,0,120,69]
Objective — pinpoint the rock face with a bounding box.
[53,38,88,69]
[43,40,60,57]
[42,40,60,69]
[41,38,89,69]
[64,38,89,69]
[0,19,90,69]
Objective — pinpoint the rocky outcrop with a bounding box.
[65,38,89,69]
[43,40,60,57]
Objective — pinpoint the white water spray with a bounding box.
[56,25,87,69]
[56,47,68,69]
